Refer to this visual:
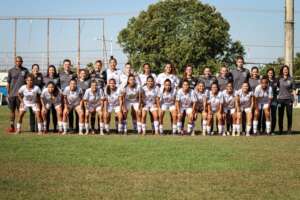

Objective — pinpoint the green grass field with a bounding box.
[0,106,300,200]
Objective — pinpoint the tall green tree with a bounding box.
[118,0,245,74]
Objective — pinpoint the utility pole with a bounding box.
[285,0,294,75]
[77,19,81,69]
[13,18,17,61]
[47,18,50,67]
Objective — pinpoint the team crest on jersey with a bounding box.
[287,80,291,85]
[21,71,25,76]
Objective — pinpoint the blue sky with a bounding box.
[0,0,299,70]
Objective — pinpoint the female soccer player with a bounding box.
[104,78,124,134]
[156,63,179,88]
[206,83,224,136]
[222,82,239,136]
[16,74,42,134]
[107,56,121,86]
[253,76,273,135]
[266,68,278,133]
[62,79,84,135]
[249,66,260,91]
[193,81,208,136]
[121,74,141,134]
[138,63,157,87]
[176,80,196,135]
[140,76,160,135]
[41,81,63,133]
[180,64,198,89]
[77,69,90,93]
[158,79,177,135]
[236,82,254,136]
[83,80,105,135]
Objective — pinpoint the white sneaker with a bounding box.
[232,132,236,137]
[227,131,230,136]
[79,132,83,136]
[191,131,195,136]
[246,133,250,137]
[222,133,226,136]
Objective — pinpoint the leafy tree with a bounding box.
[118,0,245,75]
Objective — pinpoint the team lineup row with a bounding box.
[7,56,295,135]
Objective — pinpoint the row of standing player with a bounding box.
[7,56,295,135]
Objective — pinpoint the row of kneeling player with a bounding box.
[15,73,273,136]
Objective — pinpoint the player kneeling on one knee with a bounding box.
[41,81,63,133]
[62,79,84,135]
[176,80,196,135]
[16,74,43,134]
[83,80,105,135]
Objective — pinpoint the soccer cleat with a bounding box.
[222,133,226,136]
[246,133,250,137]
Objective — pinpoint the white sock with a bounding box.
[232,124,236,134]
[266,121,271,134]
[16,123,21,130]
[38,123,43,132]
[85,123,89,133]
[187,123,193,133]
[172,124,177,134]
[202,120,207,134]
[100,122,104,132]
[218,125,224,135]
[63,122,68,133]
[105,124,109,132]
[79,123,84,133]
[154,121,159,133]
[246,125,251,135]
[159,124,163,134]
[118,123,123,132]
[142,123,146,133]
[207,126,211,134]
[137,122,142,133]
[123,120,127,132]
[43,121,47,130]
[177,122,182,132]
[253,120,258,134]
[236,124,241,135]
[58,121,63,132]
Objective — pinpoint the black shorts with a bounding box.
[8,96,20,111]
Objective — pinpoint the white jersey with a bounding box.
[156,73,179,88]
[41,88,62,107]
[83,88,105,107]
[159,89,176,106]
[138,73,157,87]
[122,85,141,104]
[194,89,208,111]
[235,89,253,109]
[18,85,41,106]
[176,89,196,109]
[254,85,273,105]
[105,87,122,107]
[142,86,159,106]
[119,72,141,89]
[63,86,83,106]
[106,68,121,86]
[222,90,235,110]
[208,92,223,112]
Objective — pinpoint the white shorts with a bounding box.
[20,103,40,112]
[86,104,102,112]
[67,103,81,110]
[161,104,176,112]
[143,105,158,112]
[126,102,139,111]
[107,105,121,113]
[45,103,61,110]
[259,103,269,110]
[180,107,193,114]
[242,107,252,113]
[224,108,235,114]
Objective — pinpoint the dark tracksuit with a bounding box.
[277,76,295,134]
[217,73,233,91]
[268,78,279,133]
[30,73,44,132]
[43,76,61,132]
